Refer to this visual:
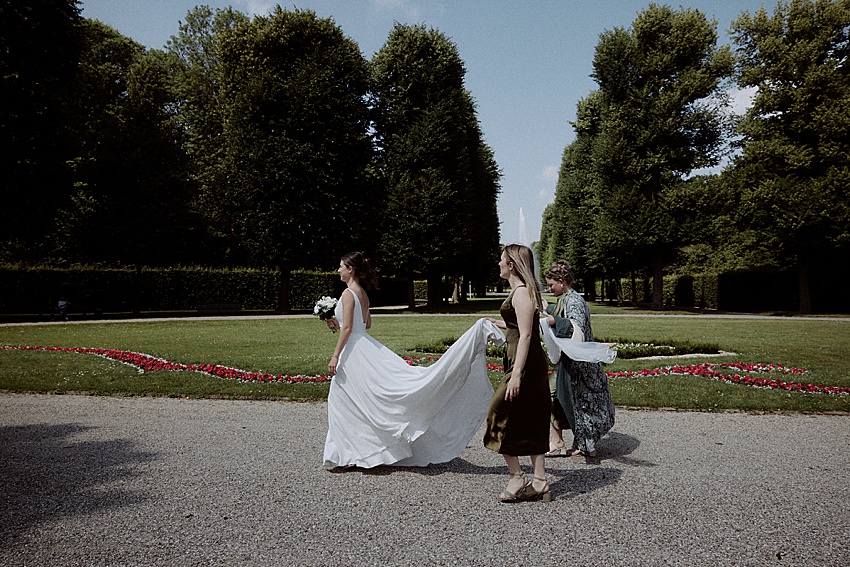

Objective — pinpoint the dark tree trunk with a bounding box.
[799,261,812,314]
[132,264,142,315]
[426,268,442,308]
[631,272,638,306]
[652,252,663,310]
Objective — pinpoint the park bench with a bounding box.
[197,303,242,314]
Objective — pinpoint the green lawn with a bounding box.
[1,307,848,413]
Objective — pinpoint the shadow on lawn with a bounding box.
[0,423,155,545]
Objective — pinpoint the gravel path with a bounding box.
[1,394,848,566]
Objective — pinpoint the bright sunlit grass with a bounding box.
[1,308,848,412]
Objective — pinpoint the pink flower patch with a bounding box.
[606,361,849,395]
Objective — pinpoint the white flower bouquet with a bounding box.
[313,296,338,333]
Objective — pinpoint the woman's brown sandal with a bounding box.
[499,472,529,503]
[523,476,553,502]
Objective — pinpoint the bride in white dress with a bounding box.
[323,251,505,469]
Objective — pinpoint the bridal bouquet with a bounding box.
[313,296,338,333]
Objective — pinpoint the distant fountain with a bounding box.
[518,207,530,246]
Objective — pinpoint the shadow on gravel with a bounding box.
[0,423,155,545]
[345,433,654,501]
[356,458,506,477]
[544,432,655,499]
[595,431,657,468]
[549,467,624,499]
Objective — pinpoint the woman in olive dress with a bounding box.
[484,244,552,502]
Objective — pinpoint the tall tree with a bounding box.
[1,0,82,260]
[167,5,249,261]
[590,4,734,308]
[543,92,605,294]
[458,96,502,300]
[215,7,374,311]
[731,0,850,312]
[372,23,500,307]
[60,20,201,269]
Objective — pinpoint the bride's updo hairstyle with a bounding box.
[341,251,379,290]
[504,244,543,311]
[545,259,574,287]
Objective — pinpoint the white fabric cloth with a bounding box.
[323,289,504,468]
[539,318,617,365]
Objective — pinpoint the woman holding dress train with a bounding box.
[484,244,552,502]
[542,259,615,458]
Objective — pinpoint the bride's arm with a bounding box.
[328,292,354,375]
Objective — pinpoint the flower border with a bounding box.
[1,345,329,384]
[2,345,847,395]
[607,362,849,395]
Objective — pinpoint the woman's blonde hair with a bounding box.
[504,244,543,311]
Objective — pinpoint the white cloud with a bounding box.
[370,0,422,20]
[237,0,276,17]
[540,164,559,183]
[538,187,554,202]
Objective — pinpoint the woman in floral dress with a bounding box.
[542,259,614,457]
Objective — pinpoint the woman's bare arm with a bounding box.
[328,291,354,375]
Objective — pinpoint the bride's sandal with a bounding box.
[523,476,553,502]
[499,473,529,503]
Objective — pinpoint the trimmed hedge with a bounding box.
[0,266,428,315]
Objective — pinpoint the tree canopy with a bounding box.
[590,3,734,308]
[730,0,850,312]
[372,24,500,306]
[541,4,734,308]
[1,0,83,260]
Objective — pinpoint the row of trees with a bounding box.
[538,0,850,312]
[1,1,501,309]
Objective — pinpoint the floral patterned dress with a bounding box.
[546,288,615,454]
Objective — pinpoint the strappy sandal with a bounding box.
[499,472,529,503]
[545,446,568,457]
[523,476,553,502]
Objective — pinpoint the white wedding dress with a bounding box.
[323,289,504,468]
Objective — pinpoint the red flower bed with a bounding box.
[1,345,330,384]
[4,345,847,395]
[606,361,849,395]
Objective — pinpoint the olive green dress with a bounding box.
[483,287,550,456]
